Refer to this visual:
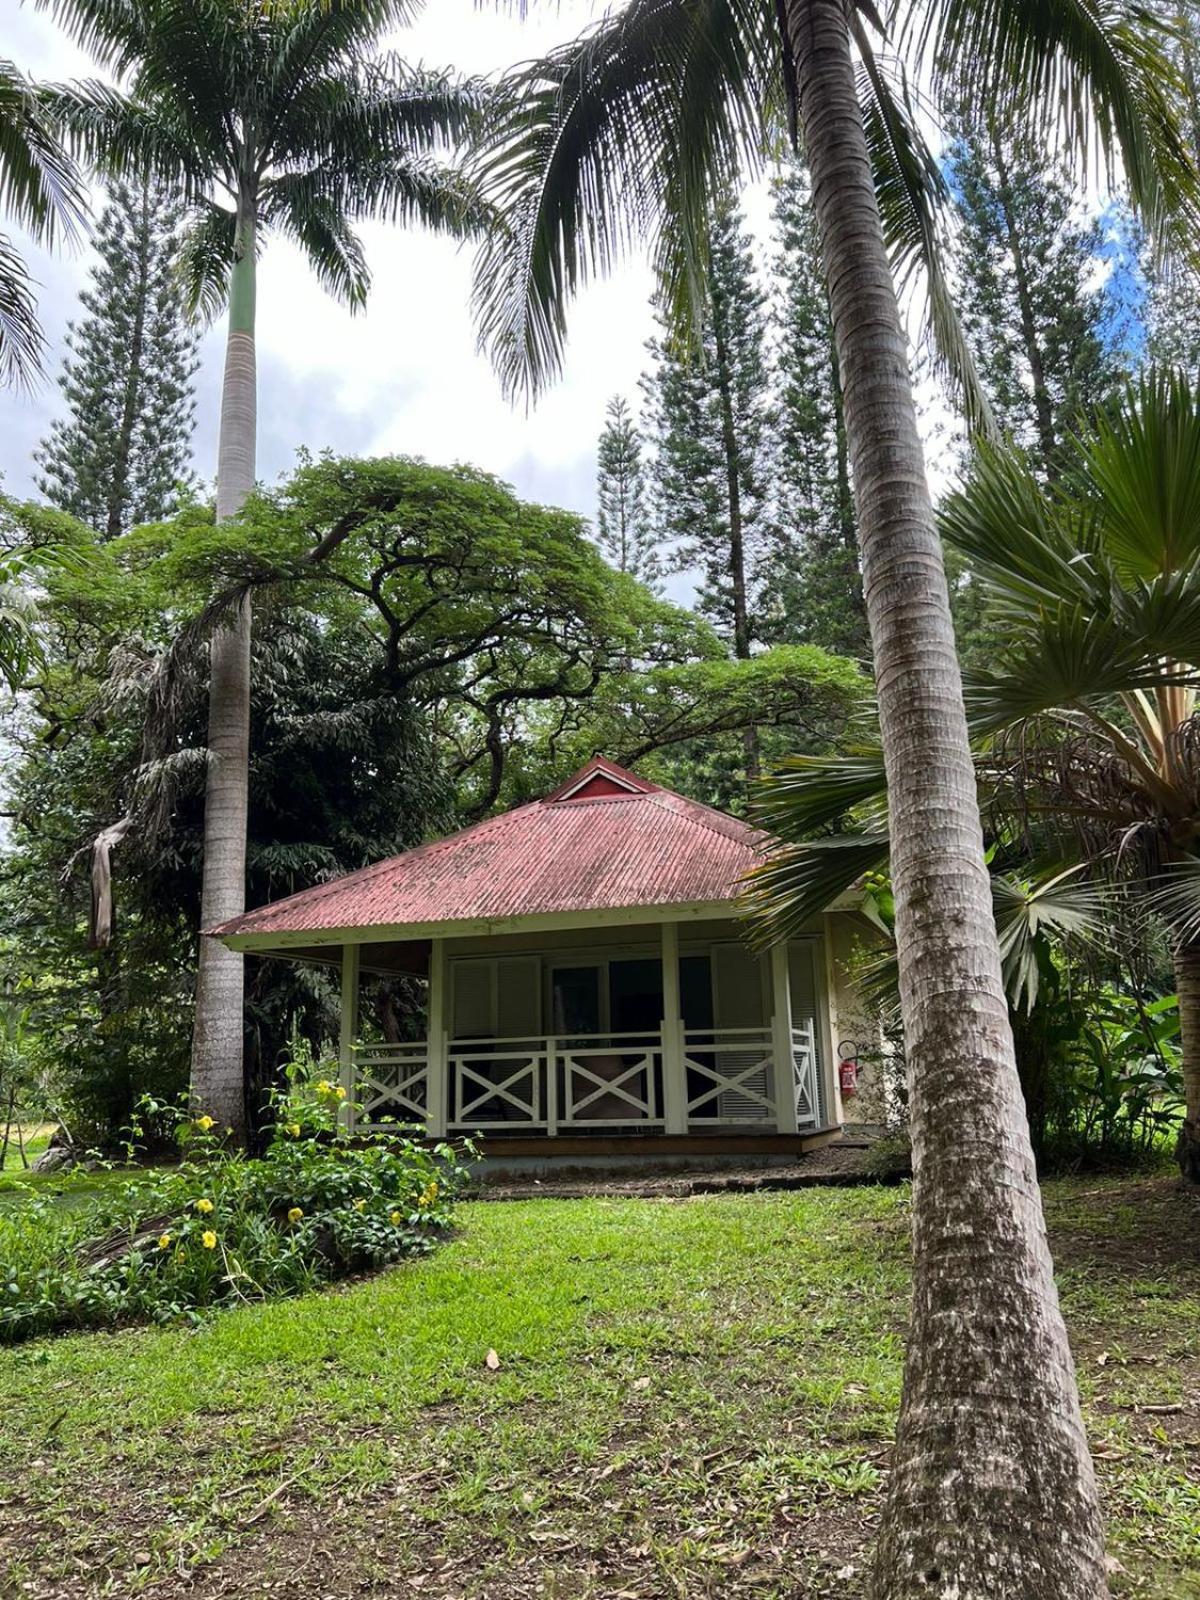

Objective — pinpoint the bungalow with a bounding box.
[212,758,880,1164]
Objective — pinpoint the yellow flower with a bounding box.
[201,1231,217,1250]
[389,1209,403,1226]
[286,1123,302,1138]
[287,1206,304,1224]
[157,1233,171,1250]
[418,1181,439,1209]
[316,1079,334,1096]
[174,1246,187,1264]
[334,1085,347,1101]
[352,1198,366,1212]
[195,1114,215,1132]
[194,1197,214,1215]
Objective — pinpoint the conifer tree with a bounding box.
[595,395,660,588]
[947,111,1124,471]
[765,163,867,656]
[642,199,770,663]
[37,178,197,540]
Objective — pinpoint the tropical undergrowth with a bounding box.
[0,1071,473,1344]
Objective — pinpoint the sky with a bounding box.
[0,0,666,526]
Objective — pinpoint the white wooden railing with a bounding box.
[353,1022,821,1135]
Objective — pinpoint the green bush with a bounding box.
[0,1076,475,1344]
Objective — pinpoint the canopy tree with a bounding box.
[42,0,488,1139]
[471,0,1198,1590]
[0,457,853,1135]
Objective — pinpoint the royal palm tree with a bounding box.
[0,58,85,388]
[42,0,486,1140]
[472,4,1196,1594]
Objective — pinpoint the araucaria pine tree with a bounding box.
[947,109,1124,471]
[765,162,866,657]
[595,395,660,588]
[37,179,197,539]
[642,198,770,662]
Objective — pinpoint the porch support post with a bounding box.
[770,942,799,1135]
[661,920,688,1134]
[426,938,449,1138]
[338,943,359,1132]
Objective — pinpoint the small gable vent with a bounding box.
[547,758,655,804]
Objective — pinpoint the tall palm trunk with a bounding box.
[780,1,1107,1593]
[1173,938,1200,1181]
[190,202,256,1141]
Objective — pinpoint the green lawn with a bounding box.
[0,1177,1197,1599]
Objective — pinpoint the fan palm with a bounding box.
[0,58,85,388]
[41,0,487,1139]
[473,3,1196,1592]
[751,370,1200,1178]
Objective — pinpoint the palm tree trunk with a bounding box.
[189,201,256,1142]
[1173,938,1200,1181]
[780,1,1107,1594]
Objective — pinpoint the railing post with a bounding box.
[546,1037,558,1135]
[426,939,449,1138]
[770,942,799,1135]
[339,943,360,1133]
[661,920,688,1134]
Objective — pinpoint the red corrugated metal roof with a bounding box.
[212,758,765,941]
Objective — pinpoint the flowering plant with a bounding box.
[0,1056,475,1344]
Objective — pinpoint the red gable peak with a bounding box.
[544,756,657,804]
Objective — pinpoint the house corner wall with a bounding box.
[823,911,889,1130]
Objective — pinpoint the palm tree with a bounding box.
[0,58,85,388]
[42,0,486,1140]
[750,375,1200,1171]
[471,4,1195,1592]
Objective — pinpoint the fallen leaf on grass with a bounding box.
[485,1349,500,1371]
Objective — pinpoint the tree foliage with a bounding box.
[37,178,198,539]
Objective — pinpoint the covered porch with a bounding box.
[338,913,834,1142]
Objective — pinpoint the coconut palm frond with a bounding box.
[751,748,890,841]
[851,26,994,435]
[908,0,1200,242]
[992,863,1110,1011]
[742,833,892,949]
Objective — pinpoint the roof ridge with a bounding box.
[647,788,765,847]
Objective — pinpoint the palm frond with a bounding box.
[39,80,210,197]
[742,833,892,948]
[963,610,1200,737]
[263,175,370,306]
[991,863,1109,1010]
[176,199,237,322]
[473,0,773,401]
[1139,856,1200,944]
[0,232,46,390]
[751,748,890,840]
[939,442,1106,615]
[851,26,994,435]
[1076,368,1200,580]
[905,0,1200,240]
[0,60,87,249]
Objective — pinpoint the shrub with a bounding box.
[0,1075,475,1344]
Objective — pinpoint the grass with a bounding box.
[0,1121,52,1172]
[0,1176,1197,1598]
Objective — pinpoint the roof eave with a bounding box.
[213,896,743,953]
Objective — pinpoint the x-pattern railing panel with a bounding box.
[564,1051,656,1119]
[683,1047,777,1117]
[453,1053,542,1124]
